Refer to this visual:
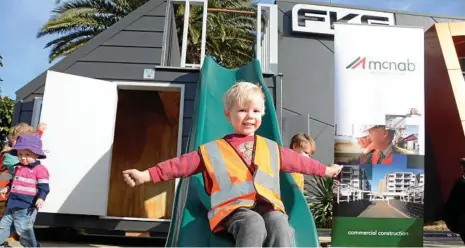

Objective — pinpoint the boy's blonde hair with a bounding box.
[8,123,34,141]
[223,82,265,112]
[2,123,35,153]
[289,133,316,155]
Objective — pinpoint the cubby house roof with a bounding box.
[16,0,171,100]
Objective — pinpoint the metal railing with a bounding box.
[170,0,278,73]
[256,4,278,74]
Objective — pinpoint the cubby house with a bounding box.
[12,0,279,235]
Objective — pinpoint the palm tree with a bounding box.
[174,0,263,68]
[39,0,262,68]
[38,0,151,63]
[305,176,335,228]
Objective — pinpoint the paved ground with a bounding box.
[358,201,408,218]
[4,228,464,247]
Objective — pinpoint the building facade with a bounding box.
[12,0,465,225]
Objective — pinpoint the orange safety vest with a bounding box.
[291,173,304,191]
[199,135,286,232]
[371,150,393,165]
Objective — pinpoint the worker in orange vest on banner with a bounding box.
[122,82,343,247]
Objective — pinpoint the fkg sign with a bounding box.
[292,4,395,35]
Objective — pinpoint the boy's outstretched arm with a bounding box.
[280,147,342,178]
[123,151,204,187]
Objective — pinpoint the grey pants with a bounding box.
[222,207,295,247]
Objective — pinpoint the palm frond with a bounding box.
[39,0,150,62]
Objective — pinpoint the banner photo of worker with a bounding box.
[332,23,425,247]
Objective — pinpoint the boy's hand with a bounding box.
[36,198,45,209]
[0,187,8,198]
[123,169,151,187]
[324,164,343,178]
[37,122,47,132]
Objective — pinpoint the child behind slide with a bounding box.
[122,82,343,247]
[0,134,50,247]
[289,133,316,191]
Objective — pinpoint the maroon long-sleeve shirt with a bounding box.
[148,134,327,185]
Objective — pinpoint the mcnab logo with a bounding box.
[346,56,416,72]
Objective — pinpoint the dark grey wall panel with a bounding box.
[20,101,34,112]
[183,100,194,118]
[309,119,334,164]
[64,63,160,80]
[19,112,33,124]
[12,101,35,126]
[278,36,335,120]
[124,16,166,32]
[103,31,164,48]
[278,1,335,125]
[394,14,436,30]
[282,115,309,148]
[80,46,162,64]
[181,118,192,137]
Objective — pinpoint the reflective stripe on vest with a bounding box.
[253,137,284,210]
[11,185,38,194]
[14,176,37,184]
[207,199,255,220]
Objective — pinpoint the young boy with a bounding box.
[123,82,343,247]
[0,134,50,247]
[289,133,316,191]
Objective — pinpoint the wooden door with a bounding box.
[39,71,118,216]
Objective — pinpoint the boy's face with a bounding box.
[292,144,313,157]
[17,149,39,165]
[225,95,264,136]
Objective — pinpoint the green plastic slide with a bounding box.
[166,57,320,247]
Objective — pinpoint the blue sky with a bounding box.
[369,154,424,192]
[1,0,465,99]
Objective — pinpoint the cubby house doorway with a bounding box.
[106,83,183,220]
[38,71,184,220]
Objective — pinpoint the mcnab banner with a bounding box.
[332,23,425,247]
